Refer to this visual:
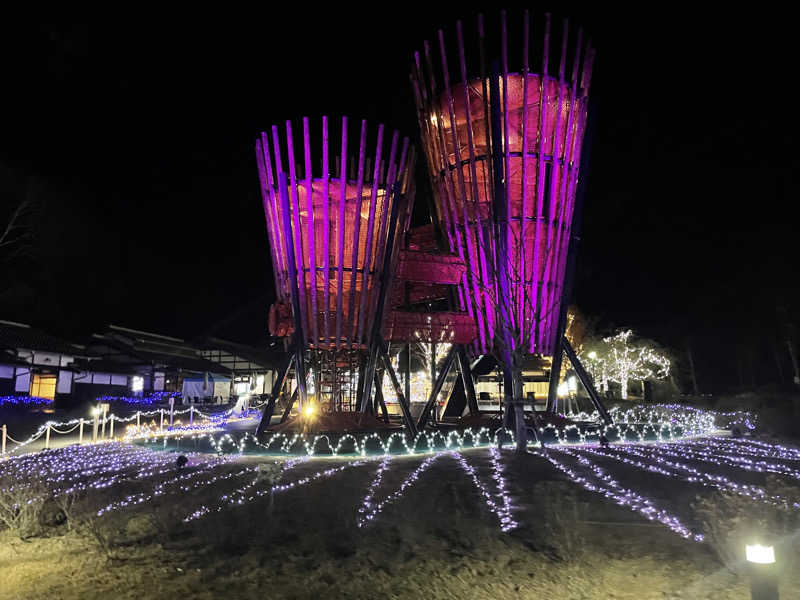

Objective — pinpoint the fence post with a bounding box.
[45,423,51,449]
[1,424,6,454]
[79,419,84,444]
[110,414,115,439]
[190,404,194,426]
[160,408,164,431]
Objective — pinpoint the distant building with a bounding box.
[0,319,79,403]
[83,325,234,404]
[1,320,285,407]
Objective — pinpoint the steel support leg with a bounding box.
[379,338,417,435]
[280,387,299,424]
[562,336,612,425]
[256,354,294,436]
[417,346,456,430]
[457,346,479,417]
[374,371,390,424]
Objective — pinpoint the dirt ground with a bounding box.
[1,448,799,600]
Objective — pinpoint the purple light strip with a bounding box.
[456,20,490,353]
[256,139,283,299]
[357,453,440,527]
[637,440,800,481]
[321,115,331,343]
[520,11,531,344]
[355,124,385,346]
[185,458,368,522]
[346,120,368,348]
[452,450,518,531]
[365,132,400,332]
[544,448,703,541]
[285,121,310,345]
[578,444,794,509]
[303,117,319,346]
[539,20,569,352]
[438,25,484,352]
[334,116,348,348]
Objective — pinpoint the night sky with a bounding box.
[1,10,797,392]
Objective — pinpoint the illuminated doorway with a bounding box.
[30,374,56,400]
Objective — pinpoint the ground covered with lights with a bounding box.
[2,426,800,600]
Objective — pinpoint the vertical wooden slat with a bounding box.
[543,19,568,354]
[322,116,331,344]
[426,34,474,322]
[456,20,490,354]
[346,120,368,348]
[355,124,384,346]
[285,121,309,346]
[500,10,515,342]
[545,30,583,349]
[261,132,288,303]
[531,13,551,352]
[442,25,486,353]
[303,117,319,346]
[334,116,348,348]
[476,13,497,342]
[520,10,531,347]
[256,139,282,303]
[365,132,400,333]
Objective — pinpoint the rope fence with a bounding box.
[0,403,239,457]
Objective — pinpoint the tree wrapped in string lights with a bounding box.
[588,330,671,400]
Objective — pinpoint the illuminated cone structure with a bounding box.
[255,117,419,432]
[411,12,611,425]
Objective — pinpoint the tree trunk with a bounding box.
[502,368,514,432]
[787,338,800,387]
[513,368,526,454]
[620,377,628,400]
[686,343,699,395]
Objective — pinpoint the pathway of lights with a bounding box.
[3,432,800,542]
[357,454,441,527]
[635,440,800,481]
[542,447,704,541]
[98,462,257,516]
[573,444,798,509]
[357,450,517,531]
[682,437,800,462]
[184,457,366,522]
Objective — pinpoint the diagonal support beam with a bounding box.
[456,346,479,417]
[417,346,456,430]
[256,354,294,436]
[359,181,405,413]
[374,370,390,423]
[378,337,417,436]
[562,336,612,425]
[280,387,299,424]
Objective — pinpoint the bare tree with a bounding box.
[0,177,40,260]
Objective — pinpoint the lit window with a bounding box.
[131,376,144,392]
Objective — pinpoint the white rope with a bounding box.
[50,423,82,434]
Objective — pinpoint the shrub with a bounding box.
[693,476,800,574]
[0,479,47,539]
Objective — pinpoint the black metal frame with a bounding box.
[256,353,294,436]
